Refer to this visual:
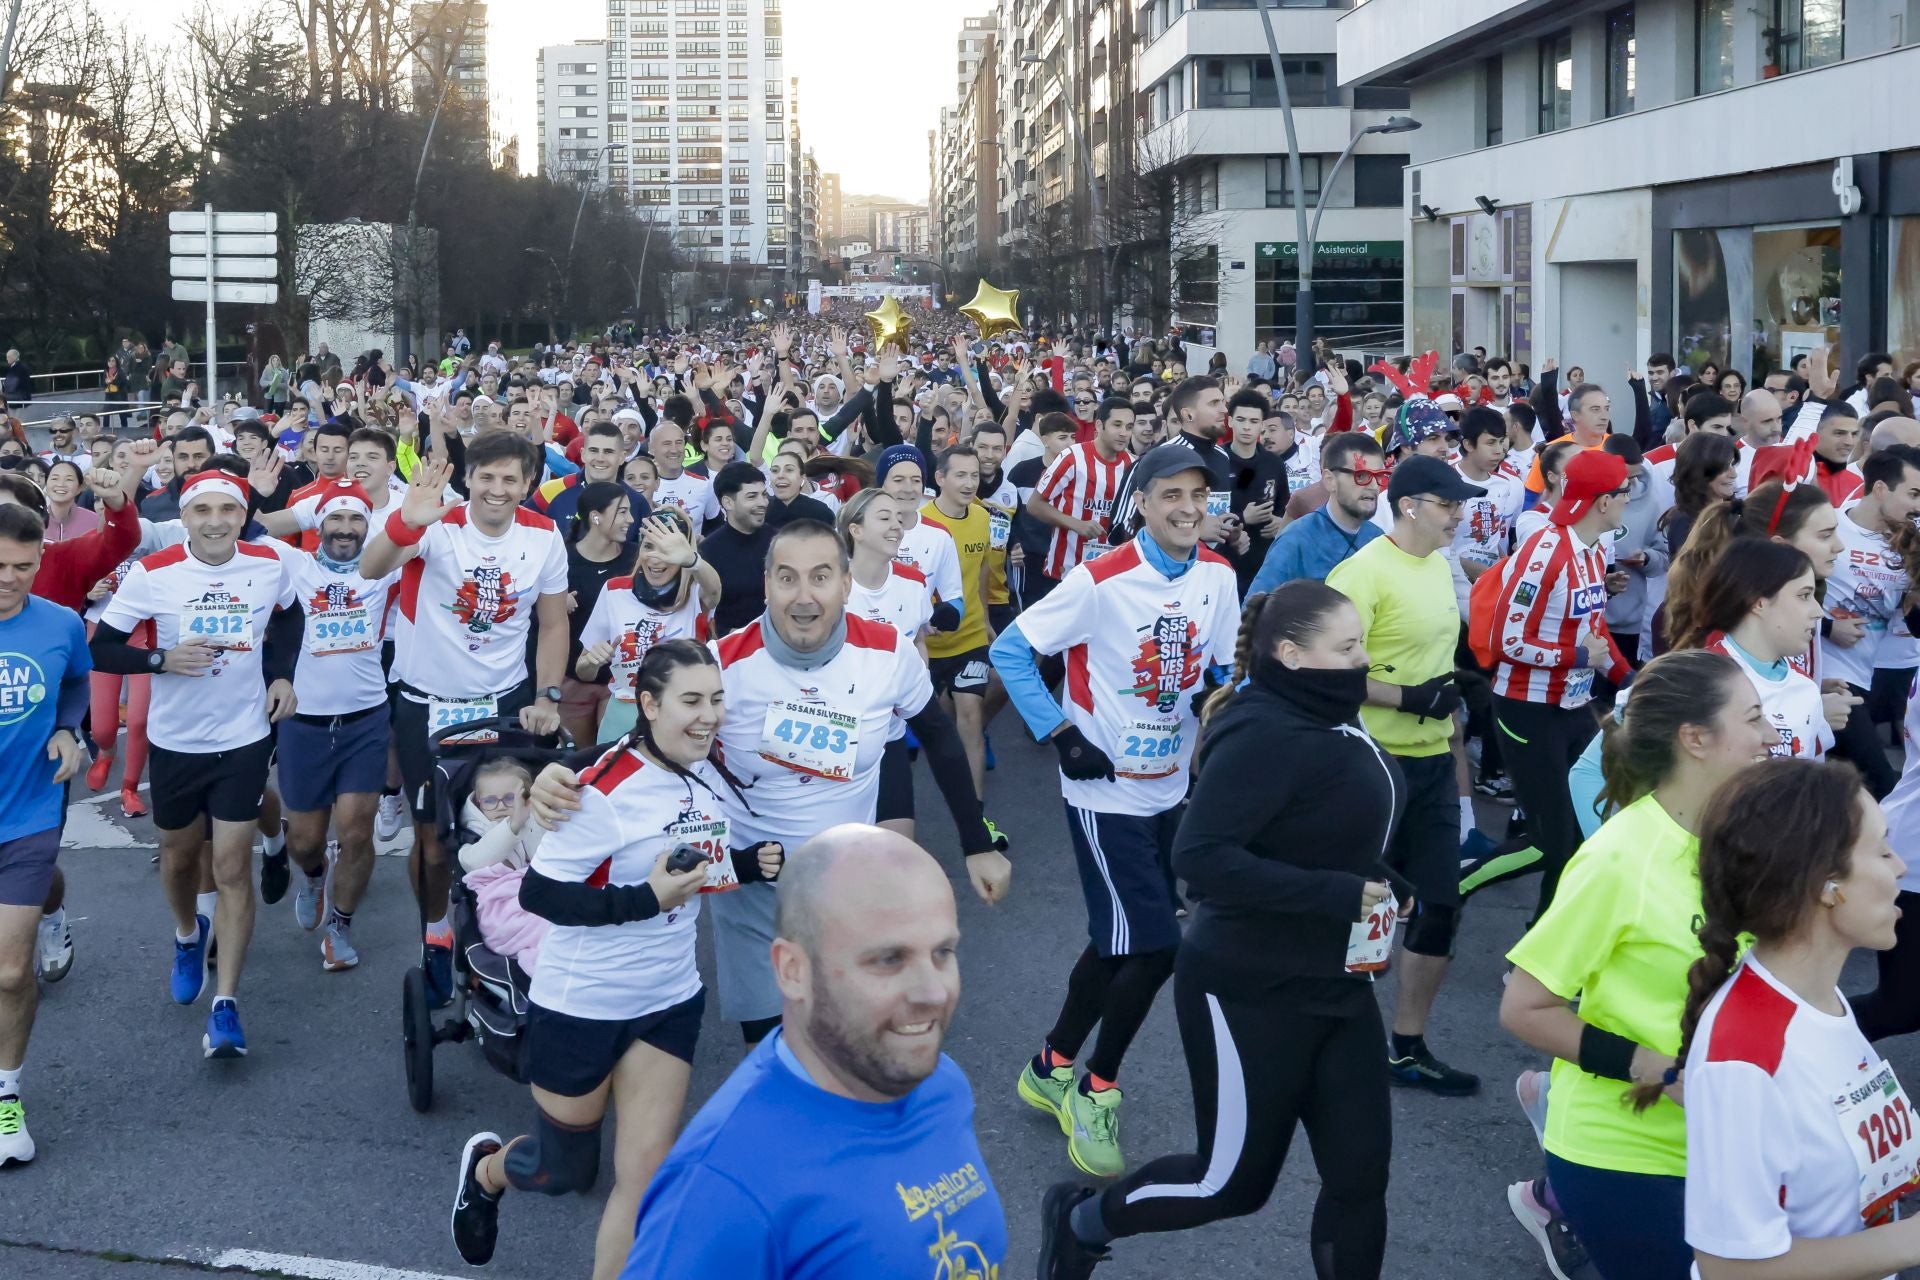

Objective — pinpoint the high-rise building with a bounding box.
[604,0,791,270]
[536,42,609,184]
[956,14,993,102]
[935,28,997,273]
[800,148,822,273]
[410,0,497,166]
[820,171,843,240]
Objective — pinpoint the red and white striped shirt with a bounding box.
[1034,441,1132,580]
[1489,523,1629,706]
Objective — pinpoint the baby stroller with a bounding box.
[402,717,575,1113]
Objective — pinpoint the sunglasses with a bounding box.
[1334,465,1392,487]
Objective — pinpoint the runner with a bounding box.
[992,442,1241,1177]
[1247,432,1387,591]
[839,489,933,839]
[1036,581,1408,1280]
[1665,758,1920,1277]
[556,482,637,746]
[873,445,963,630]
[1501,650,1773,1280]
[699,461,774,636]
[89,471,300,1058]
[449,641,782,1278]
[1026,405,1133,589]
[575,509,717,742]
[0,505,90,1163]
[358,439,569,1007]
[1328,455,1485,1095]
[264,479,403,971]
[918,445,999,810]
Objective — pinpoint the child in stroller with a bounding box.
[458,758,548,973]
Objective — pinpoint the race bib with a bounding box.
[1206,490,1232,521]
[1559,665,1594,710]
[429,693,498,745]
[1835,1056,1920,1225]
[987,507,1011,550]
[668,815,737,893]
[1345,897,1398,974]
[1082,539,1112,564]
[759,701,858,781]
[179,599,254,651]
[305,604,373,656]
[1114,719,1183,780]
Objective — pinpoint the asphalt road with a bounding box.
[8,730,1911,1280]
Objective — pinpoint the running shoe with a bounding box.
[1017,1057,1074,1133]
[983,817,1010,852]
[293,869,326,932]
[423,926,456,1009]
[1516,1069,1550,1147]
[376,792,407,842]
[120,788,146,818]
[36,908,72,984]
[1508,1178,1593,1280]
[170,914,210,1005]
[260,850,291,906]
[1065,1082,1124,1179]
[85,750,113,792]
[1036,1181,1109,1280]
[1388,1043,1480,1096]
[1460,834,1541,898]
[322,920,360,972]
[0,1096,33,1167]
[451,1131,504,1266]
[1474,771,1515,803]
[203,1001,247,1059]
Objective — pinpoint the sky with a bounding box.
[90,0,986,203]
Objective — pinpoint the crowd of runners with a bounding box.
[5,318,1920,1279]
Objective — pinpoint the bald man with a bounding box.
[620,825,1008,1279]
[1870,417,1920,452]
[1739,388,1784,448]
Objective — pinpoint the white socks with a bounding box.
[0,1065,20,1098]
[1458,795,1475,841]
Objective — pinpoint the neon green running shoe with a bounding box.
[1018,1058,1074,1133]
[0,1095,34,1166]
[1066,1082,1125,1179]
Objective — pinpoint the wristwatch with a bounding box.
[148,649,166,673]
[538,685,563,703]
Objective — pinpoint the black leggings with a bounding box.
[1048,944,1177,1082]
[1830,682,1899,799]
[1096,964,1391,1279]
[1493,695,1599,921]
[1853,890,1920,1041]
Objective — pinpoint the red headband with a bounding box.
[1766,480,1797,536]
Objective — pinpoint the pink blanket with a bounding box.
[465,862,548,972]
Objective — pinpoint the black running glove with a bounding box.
[1399,674,1463,722]
[1051,724,1116,781]
[929,601,960,632]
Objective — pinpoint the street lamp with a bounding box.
[1256,0,1418,355]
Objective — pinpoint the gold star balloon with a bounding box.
[960,279,1021,340]
[863,295,912,349]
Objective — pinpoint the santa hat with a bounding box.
[179,471,249,508]
[313,478,373,521]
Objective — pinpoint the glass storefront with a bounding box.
[1672,222,1840,379]
[1255,239,1405,348]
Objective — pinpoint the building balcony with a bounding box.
[1140,105,1393,167]
[1137,3,1343,90]
[1336,0,1551,86]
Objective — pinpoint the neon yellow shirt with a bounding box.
[1325,534,1458,756]
[920,500,991,658]
[1505,794,1699,1177]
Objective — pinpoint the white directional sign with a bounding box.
[168,233,279,257]
[168,210,278,234]
[171,256,277,280]
[170,280,279,305]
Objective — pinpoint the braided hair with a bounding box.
[581,639,755,816]
[1202,580,1350,724]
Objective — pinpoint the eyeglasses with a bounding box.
[1409,496,1464,515]
[1332,465,1391,487]
[472,792,519,811]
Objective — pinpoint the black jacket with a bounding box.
[1174,668,1411,991]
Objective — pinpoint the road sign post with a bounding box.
[168,208,279,401]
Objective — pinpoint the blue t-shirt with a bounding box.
[0,597,91,843]
[1249,505,1383,596]
[622,1028,1007,1279]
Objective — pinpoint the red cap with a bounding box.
[1549,450,1628,525]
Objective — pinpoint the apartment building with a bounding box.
[1338,0,1920,377]
[537,43,610,183]
[410,0,501,166]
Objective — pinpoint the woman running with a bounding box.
[1651,757,1920,1278]
[1658,432,1739,570]
[41,461,96,544]
[449,641,781,1277]
[1037,581,1411,1280]
[1500,650,1775,1280]
[558,482,635,746]
[839,489,933,839]
[575,508,716,743]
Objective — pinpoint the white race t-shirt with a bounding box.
[895,517,964,608]
[98,541,297,752]
[270,544,401,716]
[1012,537,1241,816]
[577,579,708,703]
[390,506,569,698]
[652,470,718,524]
[1453,465,1526,570]
[1704,633,1832,760]
[527,747,729,1020]
[712,614,933,845]
[1821,512,1908,690]
[848,561,934,642]
[1685,956,1919,1276]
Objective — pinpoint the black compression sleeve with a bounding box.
[262,604,302,684]
[518,865,662,926]
[1578,1023,1639,1082]
[88,621,154,675]
[905,697,993,854]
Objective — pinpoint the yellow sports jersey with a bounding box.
[919,499,991,658]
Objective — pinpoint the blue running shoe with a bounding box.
[423,930,455,1009]
[203,1000,247,1059]
[170,914,209,1005]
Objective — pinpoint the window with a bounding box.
[1536,30,1572,133]
[557,61,598,74]
[1606,6,1636,116]
[1353,154,1407,207]
[1696,0,1735,93]
[1195,56,1334,109]
[561,105,599,118]
[1770,0,1845,73]
[563,84,598,96]
[1482,55,1503,145]
[1264,155,1322,207]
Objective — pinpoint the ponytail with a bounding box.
[1596,650,1742,817]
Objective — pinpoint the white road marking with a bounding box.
[191,1248,470,1279]
[60,797,154,850]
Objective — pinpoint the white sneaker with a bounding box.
[36,909,72,983]
[376,793,407,841]
[0,1096,33,1166]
